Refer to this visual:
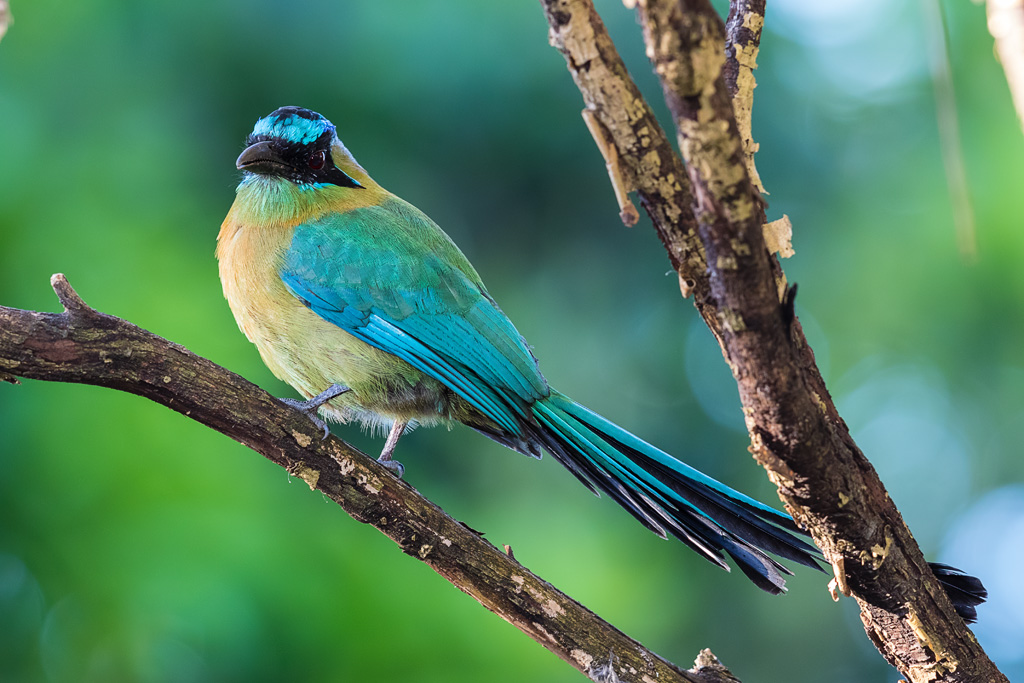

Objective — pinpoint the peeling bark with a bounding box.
[539,0,1007,681]
[724,0,767,195]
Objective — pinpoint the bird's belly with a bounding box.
[254,302,455,427]
[218,231,453,429]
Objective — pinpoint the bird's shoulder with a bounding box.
[283,194,487,314]
[279,194,550,405]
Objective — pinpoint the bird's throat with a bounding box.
[226,174,383,232]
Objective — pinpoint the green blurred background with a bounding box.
[2,0,1022,680]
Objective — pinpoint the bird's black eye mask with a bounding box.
[238,130,362,189]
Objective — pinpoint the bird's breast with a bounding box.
[216,213,455,428]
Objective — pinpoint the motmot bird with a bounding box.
[218,106,987,612]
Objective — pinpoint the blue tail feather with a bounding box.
[529,391,822,594]
[929,563,987,623]
[493,390,987,614]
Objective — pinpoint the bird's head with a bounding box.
[236,106,367,190]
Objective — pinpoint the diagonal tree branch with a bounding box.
[540,1,1006,681]
[0,274,740,683]
[988,0,1024,134]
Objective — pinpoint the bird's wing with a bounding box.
[278,198,548,434]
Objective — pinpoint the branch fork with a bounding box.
[540,0,1005,681]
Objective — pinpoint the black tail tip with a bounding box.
[929,562,987,624]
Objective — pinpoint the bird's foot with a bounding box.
[376,457,405,479]
[376,419,409,478]
[280,384,350,440]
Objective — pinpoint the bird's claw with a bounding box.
[279,397,332,439]
[280,385,349,440]
[378,457,405,479]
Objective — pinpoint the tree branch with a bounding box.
[0,274,741,683]
[723,0,767,195]
[539,0,712,305]
[989,0,1024,135]
[540,1,1007,681]
[0,0,11,44]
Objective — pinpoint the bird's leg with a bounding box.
[377,419,408,478]
[280,384,350,440]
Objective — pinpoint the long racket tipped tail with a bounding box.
[530,392,821,594]
[526,393,990,619]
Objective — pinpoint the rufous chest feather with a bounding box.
[216,219,299,346]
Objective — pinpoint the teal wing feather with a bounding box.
[278,197,548,435]
[278,197,829,595]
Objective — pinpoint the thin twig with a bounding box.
[923,0,978,261]
[582,108,641,226]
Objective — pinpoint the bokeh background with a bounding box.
[1,0,1022,681]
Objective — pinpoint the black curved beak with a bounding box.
[236,140,290,175]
